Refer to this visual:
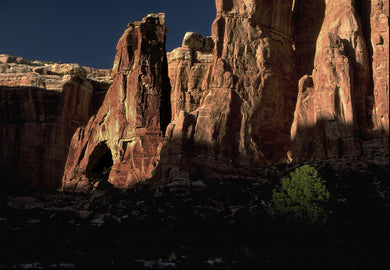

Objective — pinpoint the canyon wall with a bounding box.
[156,0,388,184]
[168,32,213,121]
[370,0,389,139]
[1,0,388,192]
[152,0,297,184]
[291,0,389,161]
[0,55,112,191]
[62,13,171,191]
[62,0,388,190]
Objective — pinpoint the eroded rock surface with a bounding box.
[0,55,112,191]
[293,0,326,79]
[3,0,389,192]
[369,0,389,139]
[291,0,389,161]
[168,32,213,120]
[153,0,297,184]
[62,13,171,191]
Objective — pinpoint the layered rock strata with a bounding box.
[291,0,389,161]
[0,55,112,191]
[152,0,297,184]
[62,13,171,191]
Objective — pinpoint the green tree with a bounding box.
[269,165,331,226]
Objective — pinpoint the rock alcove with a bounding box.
[85,142,113,185]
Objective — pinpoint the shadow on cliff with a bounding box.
[354,0,376,130]
[291,118,389,162]
[293,0,326,79]
[0,86,62,195]
[0,85,107,195]
[149,112,389,187]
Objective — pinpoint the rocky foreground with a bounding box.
[1,156,388,269]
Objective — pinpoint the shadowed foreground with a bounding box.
[1,156,388,269]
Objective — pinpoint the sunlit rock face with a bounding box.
[291,0,389,161]
[3,0,388,193]
[0,55,112,191]
[156,0,389,184]
[369,0,389,143]
[62,13,171,191]
[168,32,213,121]
[152,0,297,184]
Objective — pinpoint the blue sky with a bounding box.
[0,0,216,69]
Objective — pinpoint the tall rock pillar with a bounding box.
[62,13,171,191]
[369,0,389,142]
[153,0,297,184]
[291,0,389,161]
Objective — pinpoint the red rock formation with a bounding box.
[0,55,112,191]
[291,0,389,161]
[369,0,389,139]
[200,0,297,164]
[62,13,171,191]
[293,0,326,79]
[4,0,387,192]
[152,0,297,184]
[168,32,213,120]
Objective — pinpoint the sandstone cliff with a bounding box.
[60,0,388,190]
[168,32,213,120]
[291,0,389,161]
[151,0,297,184]
[369,0,389,138]
[0,55,112,191]
[62,13,171,191]
[3,0,387,192]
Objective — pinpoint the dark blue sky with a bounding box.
[0,0,216,69]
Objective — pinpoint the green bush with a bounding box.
[269,165,331,226]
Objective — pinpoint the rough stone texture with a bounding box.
[291,0,389,161]
[369,0,389,137]
[3,0,389,192]
[0,55,112,191]
[293,0,326,79]
[167,32,213,120]
[152,0,297,184]
[62,13,171,191]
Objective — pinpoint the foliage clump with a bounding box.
[269,165,331,226]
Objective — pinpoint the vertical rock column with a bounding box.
[370,0,389,138]
[291,0,372,160]
[62,13,171,191]
[168,32,213,121]
[206,0,296,165]
[154,0,296,184]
